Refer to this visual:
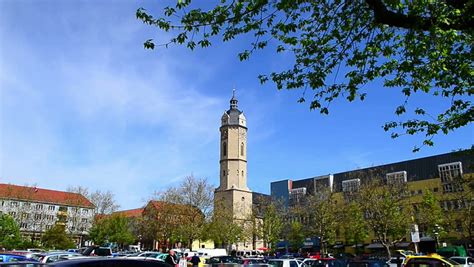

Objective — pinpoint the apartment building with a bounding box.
[0,183,95,244]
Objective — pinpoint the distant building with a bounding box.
[270,149,474,249]
[0,183,95,245]
[114,200,214,251]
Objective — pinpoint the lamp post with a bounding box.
[432,224,441,249]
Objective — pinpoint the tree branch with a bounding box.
[365,0,473,31]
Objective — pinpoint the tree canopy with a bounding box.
[137,0,473,151]
[0,214,22,250]
[41,224,76,250]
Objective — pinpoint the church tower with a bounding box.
[215,91,253,221]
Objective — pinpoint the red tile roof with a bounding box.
[0,183,94,208]
[113,208,144,218]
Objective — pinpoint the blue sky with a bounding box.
[1,0,472,210]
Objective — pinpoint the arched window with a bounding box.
[222,142,227,156]
[241,142,245,156]
[242,170,244,177]
[223,170,226,176]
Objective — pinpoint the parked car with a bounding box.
[302,258,338,267]
[437,247,468,258]
[34,252,82,264]
[206,256,242,264]
[387,257,406,267]
[449,257,474,267]
[0,253,37,263]
[242,258,268,265]
[48,258,171,266]
[127,252,166,261]
[268,258,302,267]
[404,254,462,267]
[347,259,389,267]
[81,246,112,257]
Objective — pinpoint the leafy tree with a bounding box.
[340,201,369,254]
[303,189,339,256]
[205,202,244,250]
[259,199,284,250]
[89,214,135,248]
[137,0,473,151]
[415,189,447,238]
[287,221,304,252]
[355,177,412,259]
[0,214,22,250]
[41,224,75,250]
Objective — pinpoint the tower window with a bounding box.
[223,170,226,176]
[242,170,244,177]
[222,142,227,156]
[241,142,245,156]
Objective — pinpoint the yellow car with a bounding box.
[404,254,462,267]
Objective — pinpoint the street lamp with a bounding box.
[432,224,441,249]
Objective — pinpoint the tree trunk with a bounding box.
[383,244,391,260]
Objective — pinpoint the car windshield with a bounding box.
[269,261,284,267]
[449,258,465,264]
[444,258,463,265]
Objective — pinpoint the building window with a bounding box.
[223,170,226,176]
[49,205,55,211]
[35,204,43,210]
[242,170,244,177]
[439,162,463,182]
[386,171,407,184]
[222,142,227,156]
[241,142,245,156]
[342,179,361,192]
[9,211,16,216]
[35,214,42,220]
[438,162,463,193]
[20,222,28,228]
[46,225,52,230]
[433,187,439,192]
[11,201,19,207]
[289,187,307,204]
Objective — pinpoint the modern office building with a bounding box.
[0,183,95,244]
[270,148,474,249]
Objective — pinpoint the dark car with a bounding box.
[81,247,112,257]
[348,259,389,267]
[49,258,172,266]
[206,256,242,264]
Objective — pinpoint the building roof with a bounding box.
[0,183,95,208]
[113,208,144,218]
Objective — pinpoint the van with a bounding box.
[437,246,468,257]
[197,249,227,258]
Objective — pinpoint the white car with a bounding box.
[127,251,166,261]
[268,258,302,267]
[450,257,474,267]
[34,252,82,263]
[387,257,406,267]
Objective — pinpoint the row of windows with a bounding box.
[339,161,464,193]
[0,201,92,215]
